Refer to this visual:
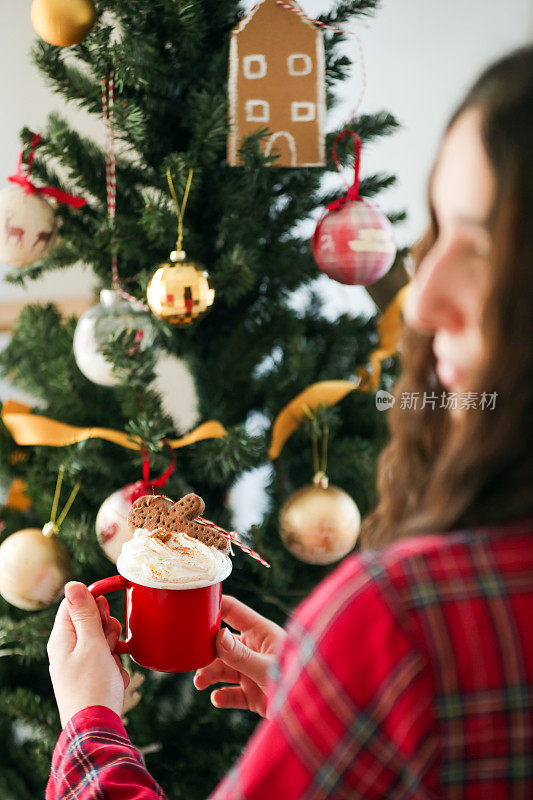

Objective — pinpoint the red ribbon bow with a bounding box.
[326,130,363,212]
[8,133,87,209]
[127,448,177,504]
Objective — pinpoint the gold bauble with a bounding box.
[31,0,96,47]
[279,472,361,565]
[146,251,215,325]
[0,526,72,610]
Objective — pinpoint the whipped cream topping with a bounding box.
[117,527,232,589]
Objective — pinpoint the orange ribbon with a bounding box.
[268,380,356,460]
[1,400,227,451]
[5,478,32,511]
[268,283,409,458]
[356,283,409,392]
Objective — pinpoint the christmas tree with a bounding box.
[0,0,406,796]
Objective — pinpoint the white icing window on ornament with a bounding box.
[288,54,312,76]
[348,229,395,252]
[243,55,267,79]
[246,100,270,122]
[291,102,315,122]
[265,132,297,166]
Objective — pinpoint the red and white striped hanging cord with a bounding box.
[196,516,271,568]
[101,68,150,311]
[274,0,367,123]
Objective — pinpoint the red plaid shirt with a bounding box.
[46,514,533,800]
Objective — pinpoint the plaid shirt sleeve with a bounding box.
[208,551,440,800]
[45,704,169,800]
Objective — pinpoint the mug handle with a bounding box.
[88,574,131,655]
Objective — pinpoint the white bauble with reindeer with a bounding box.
[96,483,139,564]
[0,185,57,267]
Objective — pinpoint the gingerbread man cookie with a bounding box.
[127,493,230,554]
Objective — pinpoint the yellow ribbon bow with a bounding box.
[1,400,227,451]
[268,283,409,459]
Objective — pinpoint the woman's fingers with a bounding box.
[221,595,280,635]
[104,615,121,635]
[95,597,123,646]
[194,658,241,690]
[215,627,272,688]
[96,596,109,624]
[96,597,115,649]
[210,686,249,711]
[111,653,130,688]
[102,615,122,650]
[107,616,122,636]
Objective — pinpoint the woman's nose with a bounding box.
[403,250,464,335]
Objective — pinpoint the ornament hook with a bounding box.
[302,403,329,477]
[43,465,81,537]
[166,167,194,259]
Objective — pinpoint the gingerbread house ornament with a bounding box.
[227,0,326,167]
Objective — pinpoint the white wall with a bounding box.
[348,0,532,244]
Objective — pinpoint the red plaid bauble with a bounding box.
[312,198,396,286]
[312,130,397,286]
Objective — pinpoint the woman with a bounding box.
[46,45,533,799]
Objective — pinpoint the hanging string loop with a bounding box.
[329,131,363,210]
[42,465,81,537]
[101,67,150,310]
[8,133,86,208]
[166,167,194,259]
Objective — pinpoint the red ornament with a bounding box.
[8,133,86,208]
[311,132,396,286]
[95,451,176,564]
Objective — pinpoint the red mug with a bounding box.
[88,572,226,673]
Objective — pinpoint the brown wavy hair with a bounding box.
[359,45,533,548]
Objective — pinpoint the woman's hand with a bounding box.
[193,595,287,719]
[47,581,130,729]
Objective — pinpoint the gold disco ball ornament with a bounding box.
[146,250,215,325]
[31,0,96,47]
[279,472,361,565]
[0,524,72,610]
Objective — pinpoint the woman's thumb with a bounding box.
[65,582,106,643]
[216,628,269,686]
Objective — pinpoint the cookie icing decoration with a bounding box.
[127,493,270,567]
[127,493,230,553]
